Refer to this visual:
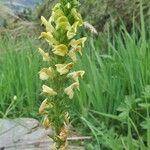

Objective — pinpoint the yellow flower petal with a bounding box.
[68,46,82,61]
[38,48,50,61]
[39,32,58,46]
[52,3,61,11]
[43,115,50,129]
[50,8,64,23]
[56,16,68,24]
[64,82,79,99]
[39,98,48,114]
[71,8,83,25]
[41,16,55,32]
[52,44,68,56]
[70,37,87,48]
[75,46,82,55]
[67,70,85,82]
[68,49,77,62]
[41,85,57,96]
[58,127,68,141]
[55,16,71,30]
[55,63,73,75]
[64,86,74,99]
[39,67,55,80]
[56,21,71,31]
[67,21,79,39]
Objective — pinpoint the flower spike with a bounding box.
[38,0,86,149]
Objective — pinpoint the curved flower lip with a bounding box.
[39,98,48,114]
[41,16,55,33]
[56,16,68,24]
[69,37,87,48]
[71,8,83,26]
[56,21,71,31]
[67,70,85,82]
[68,46,82,62]
[52,3,61,11]
[39,67,55,80]
[64,82,79,99]
[75,46,82,55]
[67,21,79,39]
[68,37,87,60]
[39,32,59,46]
[55,15,71,31]
[55,63,74,75]
[41,85,57,96]
[43,115,50,129]
[38,48,50,62]
[58,127,68,141]
[68,49,77,62]
[52,44,68,56]
[50,8,64,23]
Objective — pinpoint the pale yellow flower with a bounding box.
[43,115,50,129]
[52,44,68,56]
[71,8,83,26]
[58,126,68,141]
[38,48,50,61]
[41,16,55,32]
[53,142,68,150]
[67,70,85,82]
[64,82,79,99]
[39,67,55,80]
[55,63,73,75]
[75,45,82,55]
[68,49,77,62]
[41,85,57,96]
[50,3,64,21]
[67,21,79,39]
[56,16,71,30]
[70,37,87,48]
[52,3,61,11]
[39,32,58,46]
[50,8,64,23]
[68,38,86,59]
[68,46,82,61]
[39,98,48,114]
[56,16,68,24]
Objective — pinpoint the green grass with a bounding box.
[0,35,42,119]
[72,16,150,150]
[0,20,150,149]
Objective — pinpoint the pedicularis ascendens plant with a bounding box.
[38,0,86,149]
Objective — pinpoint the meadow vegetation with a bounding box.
[0,1,150,150]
